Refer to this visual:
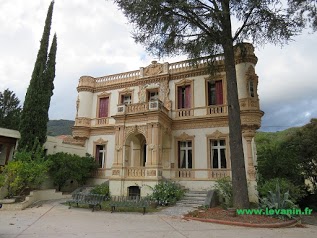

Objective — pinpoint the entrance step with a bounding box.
[176,190,208,208]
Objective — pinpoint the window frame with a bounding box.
[174,132,195,169]
[175,79,194,110]
[147,88,159,101]
[118,88,134,105]
[93,139,108,169]
[206,131,230,170]
[96,93,111,118]
[96,95,110,118]
[205,76,226,106]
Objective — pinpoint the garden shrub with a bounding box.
[47,152,98,191]
[149,181,184,206]
[90,183,110,197]
[0,150,49,198]
[214,177,233,208]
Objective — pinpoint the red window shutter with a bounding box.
[215,81,223,105]
[185,85,191,108]
[99,97,109,118]
[177,87,183,109]
[95,145,100,165]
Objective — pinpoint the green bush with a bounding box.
[149,181,184,206]
[214,177,233,208]
[47,152,98,191]
[258,178,305,203]
[0,150,49,198]
[90,183,110,197]
[260,182,298,219]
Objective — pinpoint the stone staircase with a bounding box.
[176,190,208,208]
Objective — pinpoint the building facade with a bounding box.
[72,43,263,202]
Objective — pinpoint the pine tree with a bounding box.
[0,89,22,130]
[19,1,56,151]
[113,0,303,208]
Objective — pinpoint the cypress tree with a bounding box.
[42,33,57,133]
[19,1,56,151]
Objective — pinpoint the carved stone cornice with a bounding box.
[240,111,264,130]
[90,127,115,136]
[72,127,90,139]
[206,130,228,139]
[74,117,91,127]
[77,76,95,92]
[62,136,86,147]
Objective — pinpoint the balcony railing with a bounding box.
[175,169,193,178]
[207,105,228,115]
[117,99,168,116]
[127,167,146,177]
[172,105,228,119]
[209,169,231,180]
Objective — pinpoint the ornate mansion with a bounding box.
[72,43,263,202]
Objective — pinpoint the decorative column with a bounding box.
[146,123,162,178]
[243,129,256,181]
[112,126,124,178]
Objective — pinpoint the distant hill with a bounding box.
[47,119,74,136]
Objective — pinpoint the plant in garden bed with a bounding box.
[47,152,98,191]
[148,181,184,206]
[260,182,299,220]
[258,177,305,203]
[214,177,233,209]
[0,142,49,198]
[90,183,110,197]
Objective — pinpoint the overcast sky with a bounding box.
[0,0,316,132]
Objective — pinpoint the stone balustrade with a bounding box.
[209,169,231,180]
[207,105,228,115]
[175,169,193,178]
[127,167,146,177]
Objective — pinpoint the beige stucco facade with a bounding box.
[72,43,263,202]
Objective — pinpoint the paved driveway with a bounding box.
[0,200,317,238]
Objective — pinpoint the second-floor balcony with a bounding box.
[74,98,260,128]
[117,99,169,115]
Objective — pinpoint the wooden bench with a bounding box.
[110,196,150,215]
[68,193,108,212]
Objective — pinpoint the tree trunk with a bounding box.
[222,41,250,208]
[221,0,249,209]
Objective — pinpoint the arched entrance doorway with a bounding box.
[124,133,147,167]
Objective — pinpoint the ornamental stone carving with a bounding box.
[112,169,120,176]
[77,76,95,92]
[207,130,227,139]
[247,166,256,180]
[75,117,91,127]
[144,61,163,77]
[95,138,107,144]
[76,96,80,117]
[147,169,156,176]
[124,125,148,142]
[177,132,194,141]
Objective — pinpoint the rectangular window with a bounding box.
[210,139,227,169]
[208,81,223,105]
[178,141,192,169]
[249,81,255,97]
[177,85,191,109]
[99,97,109,118]
[95,144,106,168]
[121,94,132,104]
[148,90,159,101]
